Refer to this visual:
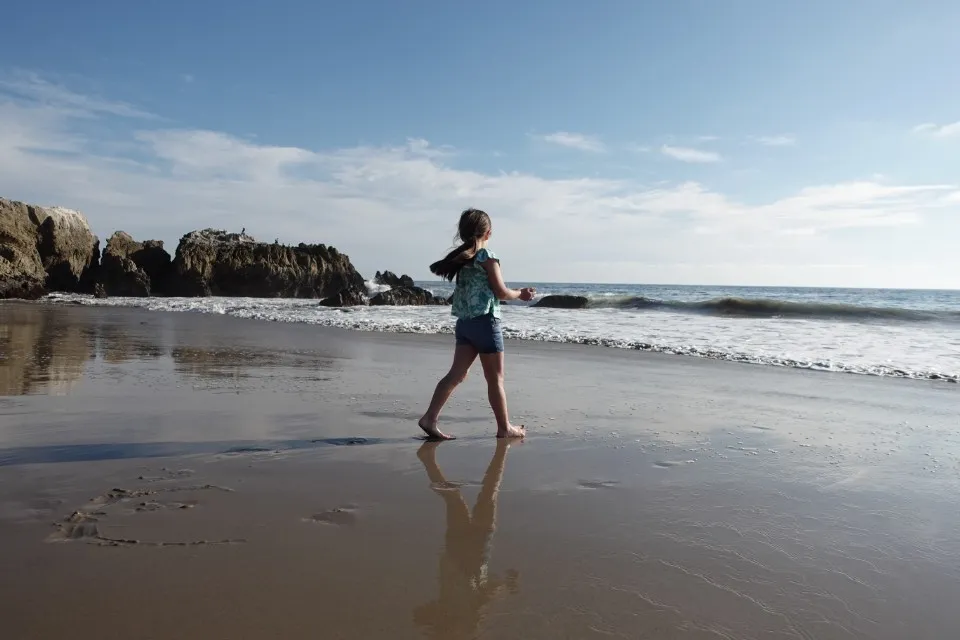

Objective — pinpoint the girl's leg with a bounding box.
[419,343,478,440]
[478,352,525,438]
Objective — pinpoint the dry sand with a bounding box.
[1,302,959,639]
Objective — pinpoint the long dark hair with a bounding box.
[429,208,492,282]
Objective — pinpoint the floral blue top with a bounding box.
[451,248,501,319]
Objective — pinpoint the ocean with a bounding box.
[45,283,960,383]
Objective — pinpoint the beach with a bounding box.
[2,302,959,639]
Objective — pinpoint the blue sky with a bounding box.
[2,0,959,287]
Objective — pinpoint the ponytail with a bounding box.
[429,236,480,282]
[429,208,492,281]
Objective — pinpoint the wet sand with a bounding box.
[1,302,959,639]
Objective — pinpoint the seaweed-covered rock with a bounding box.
[370,286,447,306]
[320,286,368,307]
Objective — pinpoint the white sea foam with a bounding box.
[363,280,392,296]
[42,293,960,383]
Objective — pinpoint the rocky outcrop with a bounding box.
[99,231,172,297]
[534,295,589,309]
[1,198,100,298]
[168,229,364,298]
[0,273,47,300]
[374,270,415,288]
[30,205,99,293]
[319,285,368,307]
[370,286,448,306]
[1,199,47,299]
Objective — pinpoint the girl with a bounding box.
[418,208,536,440]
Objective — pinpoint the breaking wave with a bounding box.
[584,296,960,323]
[34,293,960,384]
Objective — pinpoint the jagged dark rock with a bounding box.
[374,270,415,288]
[319,285,368,307]
[534,294,590,309]
[0,273,47,300]
[370,286,447,306]
[134,241,173,294]
[168,229,364,298]
[93,283,108,299]
[99,231,172,297]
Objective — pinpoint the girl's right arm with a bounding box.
[481,259,536,302]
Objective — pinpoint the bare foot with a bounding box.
[418,417,455,441]
[496,424,525,439]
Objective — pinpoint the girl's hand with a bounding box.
[519,287,536,302]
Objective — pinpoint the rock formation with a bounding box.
[374,270,415,288]
[1,197,99,299]
[168,229,365,298]
[1,200,47,299]
[319,286,368,307]
[2,197,418,304]
[99,231,172,297]
[369,286,448,306]
[30,205,100,293]
[534,294,590,309]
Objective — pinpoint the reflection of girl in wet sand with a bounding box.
[413,439,519,639]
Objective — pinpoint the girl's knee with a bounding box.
[483,368,504,385]
[445,370,468,386]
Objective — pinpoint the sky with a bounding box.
[2,0,959,289]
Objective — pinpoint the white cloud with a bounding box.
[1,74,959,287]
[538,131,605,153]
[0,70,155,119]
[182,74,195,84]
[753,134,796,146]
[913,121,960,137]
[136,129,317,178]
[660,145,722,163]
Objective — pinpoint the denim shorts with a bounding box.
[454,313,504,354]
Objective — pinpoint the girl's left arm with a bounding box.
[481,260,535,301]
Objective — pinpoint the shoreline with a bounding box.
[26,296,960,384]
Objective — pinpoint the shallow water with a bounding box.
[42,282,960,382]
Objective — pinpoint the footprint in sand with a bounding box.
[50,510,103,541]
[47,480,241,547]
[302,504,359,526]
[135,499,198,512]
